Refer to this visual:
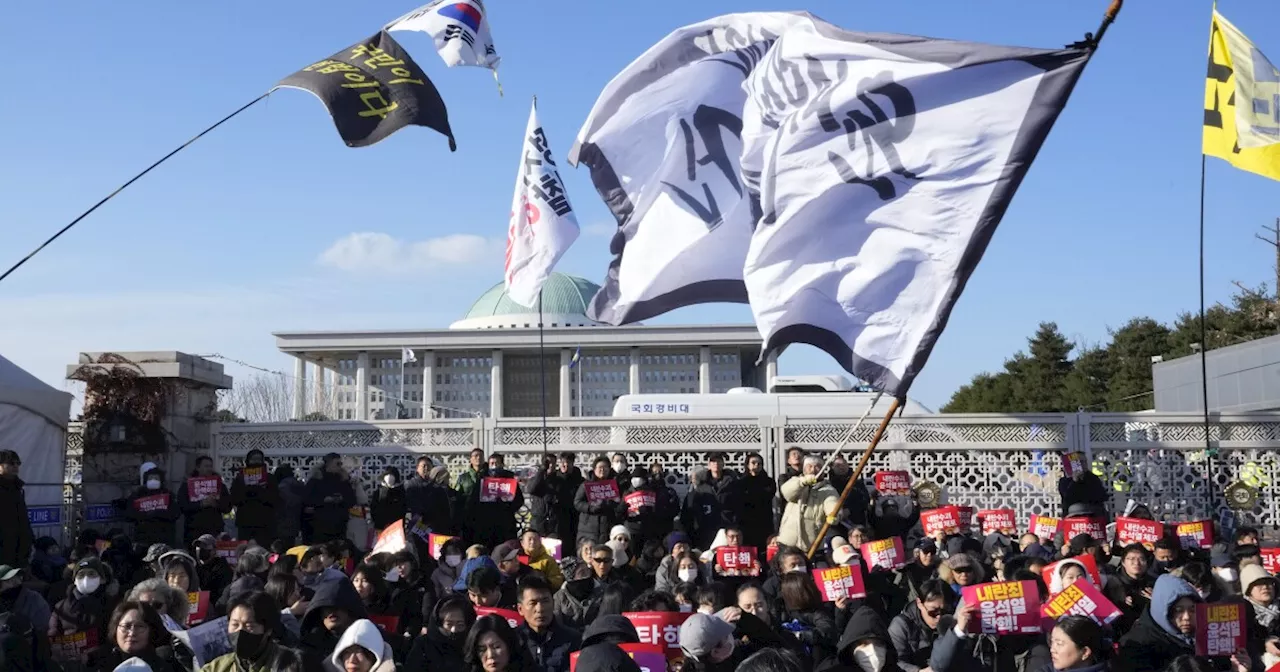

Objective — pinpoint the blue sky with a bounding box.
[1,0,1276,412]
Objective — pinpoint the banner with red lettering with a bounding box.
[429,533,455,559]
[714,546,760,576]
[1061,452,1087,479]
[874,471,912,496]
[215,541,241,564]
[187,476,221,502]
[474,607,524,628]
[50,630,99,664]
[813,564,867,601]
[922,506,961,536]
[766,541,780,563]
[369,614,400,635]
[1115,517,1164,550]
[1041,579,1121,625]
[961,581,1042,635]
[625,490,656,515]
[133,493,171,514]
[1042,555,1102,594]
[570,644,667,672]
[861,538,906,571]
[187,591,211,625]
[979,509,1017,536]
[371,521,409,556]
[479,477,518,503]
[1196,602,1247,657]
[957,506,975,529]
[586,479,620,505]
[1030,515,1060,541]
[1262,548,1280,575]
[1061,516,1106,543]
[623,611,691,662]
[1176,520,1214,549]
[242,466,266,487]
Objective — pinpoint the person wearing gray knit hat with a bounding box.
[679,612,736,662]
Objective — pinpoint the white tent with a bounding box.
[0,355,72,519]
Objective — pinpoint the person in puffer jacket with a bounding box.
[1114,574,1202,672]
[929,594,1050,672]
[574,458,626,546]
[229,450,280,545]
[48,557,114,642]
[176,456,230,546]
[304,455,356,545]
[406,594,475,672]
[889,579,951,672]
[127,463,180,547]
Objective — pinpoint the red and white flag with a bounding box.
[504,99,579,308]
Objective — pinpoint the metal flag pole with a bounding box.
[399,352,406,420]
[0,92,272,286]
[538,291,549,454]
[1197,154,1220,511]
[815,391,883,482]
[577,348,584,418]
[807,397,902,559]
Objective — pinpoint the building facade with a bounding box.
[1152,333,1280,413]
[276,274,774,420]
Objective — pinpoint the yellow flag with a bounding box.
[1204,9,1280,181]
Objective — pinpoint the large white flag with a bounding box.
[385,0,500,71]
[505,100,580,308]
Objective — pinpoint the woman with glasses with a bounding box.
[463,614,535,672]
[86,601,180,672]
[407,594,476,672]
[889,579,952,672]
[200,591,294,672]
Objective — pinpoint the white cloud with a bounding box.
[318,232,501,274]
[583,222,616,238]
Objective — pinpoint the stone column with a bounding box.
[765,351,779,390]
[356,352,370,420]
[699,346,712,394]
[293,356,307,420]
[421,350,434,419]
[629,349,641,395]
[490,350,504,418]
[313,362,327,418]
[559,349,572,417]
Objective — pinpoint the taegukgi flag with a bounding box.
[505,99,579,308]
[385,0,500,71]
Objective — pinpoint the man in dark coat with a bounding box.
[526,456,559,538]
[549,453,584,544]
[177,455,231,546]
[827,456,871,527]
[680,469,721,551]
[1058,467,1110,519]
[299,577,369,660]
[724,453,776,553]
[229,449,279,545]
[517,575,580,672]
[574,458,625,546]
[465,454,524,548]
[304,454,357,544]
[0,451,32,568]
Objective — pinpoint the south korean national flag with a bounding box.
[504,99,580,308]
[385,0,500,71]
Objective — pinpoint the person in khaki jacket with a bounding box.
[777,455,840,551]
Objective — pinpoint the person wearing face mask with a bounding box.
[49,557,113,643]
[680,612,743,672]
[432,538,468,598]
[201,591,294,672]
[814,605,898,672]
[610,453,633,485]
[127,463,181,546]
[193,535,235,606]
[761,547,810,605]
[230,449,281,546]
[369,467,407,531]
[548,452,585,545]
[621,470,676,555]
[407,595,476,672]
[178,455,232,547]
[778,456,840,552]
[575,457,628,546]
[0,566,50,638]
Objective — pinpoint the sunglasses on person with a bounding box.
[592,556,614,565]
[952,566,974,574]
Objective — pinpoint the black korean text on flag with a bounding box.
[524,126,572,217]
[276,30,456,149]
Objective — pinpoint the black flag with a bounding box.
[276,30,456,150]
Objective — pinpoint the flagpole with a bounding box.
[538,291,548,454]
[806,397,902,559]
[1198,154,1219,513]
[0,92,272,286]
[399,352,406,420]
[577,349,584,418]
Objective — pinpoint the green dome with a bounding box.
[463,273,601,321]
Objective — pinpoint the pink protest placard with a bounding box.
[962,581,1042,635]
[474,607,524,628]
[1196,603,1246,657]
[979,509,1017,536]
[623,611,691,662]
[1061,516,1106,543]
[187,476,221,502]
[1176,520,1214,549]
[922,506,961,536]
[714,546,760,577]
[133,493,170,513]
[1030,515,1061,541]
[585,479,620,505]
[1061,452,1087,479]
[956,506,975,529]
[479,477,518,503]
[1116,517,1164,550]
[861,538,906,571]
[625,490,656,515]
[1262,548,1280,575]
[1042,554,1102,593]
[241,466,266,487]
[1041,579,1121,625]
[874,471,912,496]
[812,564,867,601]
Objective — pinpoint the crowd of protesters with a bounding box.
[0,444,1272,672]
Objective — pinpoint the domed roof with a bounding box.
[453,273,601,328]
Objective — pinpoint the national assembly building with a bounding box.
[274,274,773,420]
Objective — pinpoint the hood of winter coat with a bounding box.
[329,619,387,670]
[836,605,897,668]
[301,579,369,633]
[1150,574,1199,642]
[581,614,640,648]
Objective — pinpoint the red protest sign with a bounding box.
[371,522,409,556]
[962,580,1042,635]
[1041,579,1121,625]
[479,477,518,503]
[369,614,400,635]
[766,541,780,563]
[1061,516,1106,543]
[874,471,912,496]
[50,630,99,664]
[714,546,760,577]
[187,476,221,502]
[922,506,961,536]
[1116,517,1164,550]
[861,538,906,571]
[1042,555,1102,595]
[1262,548,1280,575]
[215,541,241,564]
[187,591,211,625]
[1061,452,1087,479]
[1196,602,1247,657]
[623,611,691,661]
[979,509,1017,536]
[956,506,975,529]
[1030,515,1060,541]
[571,644,666,672]
[475,607,524,628]
[133,493,171,513]
[813,564,867,601]
[1176,520,1214,549]
[624,490,656,515]
[429,533,455,559]
[586,479,620,505]
[241,466,266,487]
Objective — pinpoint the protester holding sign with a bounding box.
[229,450,280,546]
[1058,452,1108,519]
[465,454,524,549]
[126,462,180,546]
[777,572,841,662]
[304,454,357,545]
[622,470,677,556]
[574,457,626,546]
[1116,574,1202,672]
[178,456,231,546]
